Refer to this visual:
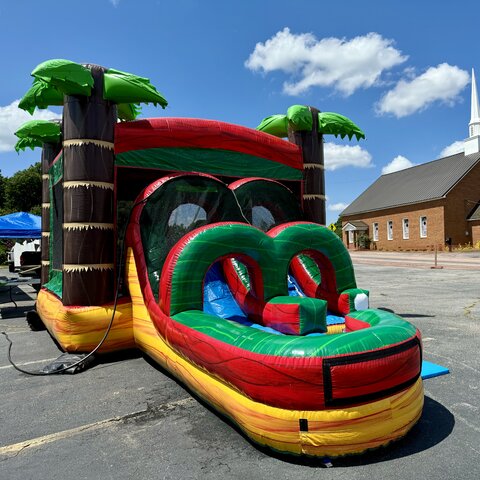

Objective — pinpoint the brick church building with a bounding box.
[341,70,480,251]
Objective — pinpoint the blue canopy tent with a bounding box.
[0,212,41,238]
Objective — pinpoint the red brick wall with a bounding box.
[342,200,446,251]
[444,162,480,246]
[472,222,480,245]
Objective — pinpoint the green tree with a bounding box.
[4,162,42,213]
[335,215,343,240]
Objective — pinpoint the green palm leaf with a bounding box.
[18,79,64,114]
[287,105,313,131]
[14,119,61,152]
[256,114,288,137]
[14,137,43,153]
[32,59,94,96]
[257,104,365,141]
[20,59,168,116]
[318,112,365,141]
[117,102,142,121]
[103,68,168,107]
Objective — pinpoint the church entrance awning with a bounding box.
[342,220,368,232]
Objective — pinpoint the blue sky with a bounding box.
[0,0,478,224]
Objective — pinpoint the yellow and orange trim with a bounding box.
[36,289,135,353]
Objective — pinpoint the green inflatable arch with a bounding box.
[161,222,357,316]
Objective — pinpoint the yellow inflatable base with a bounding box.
[36,289,135,353]
[127,249,424,458]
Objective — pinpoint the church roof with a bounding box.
[341,151,480,216]
[468,203,480,221]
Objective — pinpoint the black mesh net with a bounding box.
[140,175,247,299]
[232,179,304,232]
[51,180,63,272]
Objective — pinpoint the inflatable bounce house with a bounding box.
[15,59,423,458]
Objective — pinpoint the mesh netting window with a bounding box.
[233,179,303,231]
[252,206,276,232]
[140,175,247,299]
[51,181,63,272]
[168,203,208,228]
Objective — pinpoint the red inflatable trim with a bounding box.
[344,315,371,331]
[263,301,302,335]
[322,337,421,407]
[228,177,293,191]
[115,118,302,170]
[222,259,263,321]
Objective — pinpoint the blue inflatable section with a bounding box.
[203,263,282,334]
[421,360,450,379]
[203,263,344,334]
[203,263,244,320]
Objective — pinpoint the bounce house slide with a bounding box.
[203,262,346,335]
[18,57,427,460]
[124,172,424,457]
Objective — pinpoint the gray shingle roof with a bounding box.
[467,204,480,221]
[342,151,480,216]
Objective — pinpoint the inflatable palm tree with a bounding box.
[257,105,365,225]
[18,59,167,306]
[15,119,62,285]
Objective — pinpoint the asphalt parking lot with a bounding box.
[0,260,479,480]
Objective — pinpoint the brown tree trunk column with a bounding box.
[288,107,326,225]
[62,65,116,306]
[41,141,61,286]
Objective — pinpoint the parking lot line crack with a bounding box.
[464,299,480,320]
[0,397,194,459]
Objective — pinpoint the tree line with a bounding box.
[0,162,41,263]
[0,162,42,216]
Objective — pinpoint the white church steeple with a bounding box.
[465,68,480,155]
[469,69,480,137]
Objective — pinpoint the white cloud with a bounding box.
[0,100,60,153]
[381,155,416,174]
[245,29,407,96]
[328,202,349,212]
[376,63,469,117]
[109,0,120,6]
[324,142,373,171]
[440,140,464,157]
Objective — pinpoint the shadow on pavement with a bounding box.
[378,307,435,318]
[0,286,36,319]
[324,396,455,467]
[0,305,34,320]
[94,349,143,366]
[243,396,455,467]
[142,354,455,467]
